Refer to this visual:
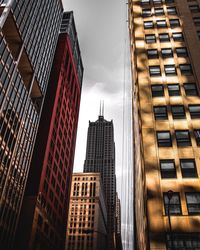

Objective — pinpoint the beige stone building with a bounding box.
[129,0,200,249]
[66,173,107,250]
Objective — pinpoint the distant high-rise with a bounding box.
[0,1,63,249]
[15,12,83,250]
[66,172,107,250]
[84,110,116,250]
[129,0,200,249]
[115,193,123,250]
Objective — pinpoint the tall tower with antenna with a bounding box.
[84,105,116,250]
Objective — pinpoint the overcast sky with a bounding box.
[63,1,133,249]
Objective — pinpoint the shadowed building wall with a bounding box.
[129,0,200,249]
[0,1,63,249]
[15,12,83,250]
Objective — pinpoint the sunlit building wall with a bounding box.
[15,12,83,250]
[129,0,200,249]
[0,1,63,249]
[66,173,107,250]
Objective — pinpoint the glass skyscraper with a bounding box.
[0,1,63,249]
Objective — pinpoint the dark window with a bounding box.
[180,159,197,178]
[141,0,150,5]
[175,130,191,147]
[157,131,172,147]
[172,32,184,41]
[154,106,168,120]
[147,49,159,59]
[165,0,174,3]
[155,7,164,16]
[166,233,200,250]
[144,21,154,29]
[163,192,182,215]
[157,20,167,28]
[151,84,164,97]
[142,8,152,17]
[167,84,180,96]
[145,34,156,43]
[167,7,177,15]
[169,19,180,28]
[189,105,200,118]
[161,48,173,58]
[149,66,161,76]
[171,105,186,119]
[180,64,193,75]
[176,47,188,57]
[197,30,200,40]
[189,5,200,13]
[186,193,200,214]
[159,33,170,42]
[193,17,200,25]
[184,83,198,96]
[194,129,200,146]
[160,160,176,178]
[164,65,176,75]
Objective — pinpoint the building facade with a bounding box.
[66,173,107,250]
[15,12,83,250]
[0,1,63,249]
[129,0,200,249]
[84,112,116,250]
[115,193,123,250]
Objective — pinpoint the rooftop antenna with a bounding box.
[102,100,104,116]
[99,100,102,116]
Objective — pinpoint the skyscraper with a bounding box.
[115,193,123,250]
[15,11,83,250]
[66,172,107,250]
[129,0,200,249]
[0,1,63,249]
[84,109,116,250]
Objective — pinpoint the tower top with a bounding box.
[99,100,104,117]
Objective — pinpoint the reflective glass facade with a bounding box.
[0,1,63,249]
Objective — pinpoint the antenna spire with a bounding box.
[102,100,104,116]
[99,101,102,116]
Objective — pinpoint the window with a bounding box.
[180,64,193,75]
[167,7,177,15]
[175,130,191,147]
[176,47,188,57]
[194,129,200,146]
[149,66,161,76]
[184,83,198,96]
[180,159,197,178]
[194,17,200,26]
[154,106,168,120]
[141,0,150,5]
[159,33,170,42]
[186,193,200,214]
[172,32,184,41]
[167,84,180,96]
[157,20,167,28]
[153,0,162,4]
[169,19,180,28]
[188,105,200,118]
[171,105,186,119]
[164,65,176,76]
[147,49,159,59]
[189,5,200,13]
[165,0,174,3]
[155,7,164,16]
[157,131,172,147]
[161,48,173,58]
[144,21,154,29]
[151,84,164,97]
[197,30,200,39]
[160,160,176,178]
[142,8,152,17]
[166,233,200,250]
[145,34,156,43]
[163,192,181,215]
